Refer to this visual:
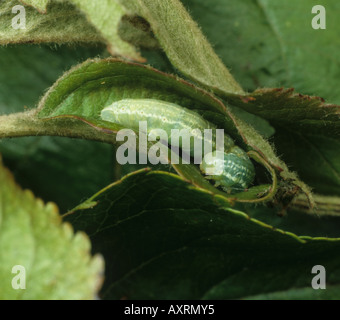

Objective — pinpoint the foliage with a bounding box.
[0,0,339,299]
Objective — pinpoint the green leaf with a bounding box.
[119,0,244,95]
[34,58,287,202]
[0,1,99,45]
[118,15,160,50]
[69,0,145,61]
[145,0,339,197]
[0,0,144,61]
[19,0,49,13]
[180,0,284,91]
[64,168,340,300]
[181,0,340,104]
[257,0,340,104]
[225,88,340,196]
[275,129,340,196]
[0,158,104,299]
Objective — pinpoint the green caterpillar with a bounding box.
[101,99,255,193]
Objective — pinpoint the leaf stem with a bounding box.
[0,110,116,144]
[0,110,41,138]
[290,193,340,217]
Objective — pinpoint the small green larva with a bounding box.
[101,99,255,193]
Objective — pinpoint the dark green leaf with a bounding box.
[35,58,284,202]
[225,88,340,195]
[65,169,340,300]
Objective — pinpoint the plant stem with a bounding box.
[0,110,116,144]
[0,110,40,138]
[290,193,340,217]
